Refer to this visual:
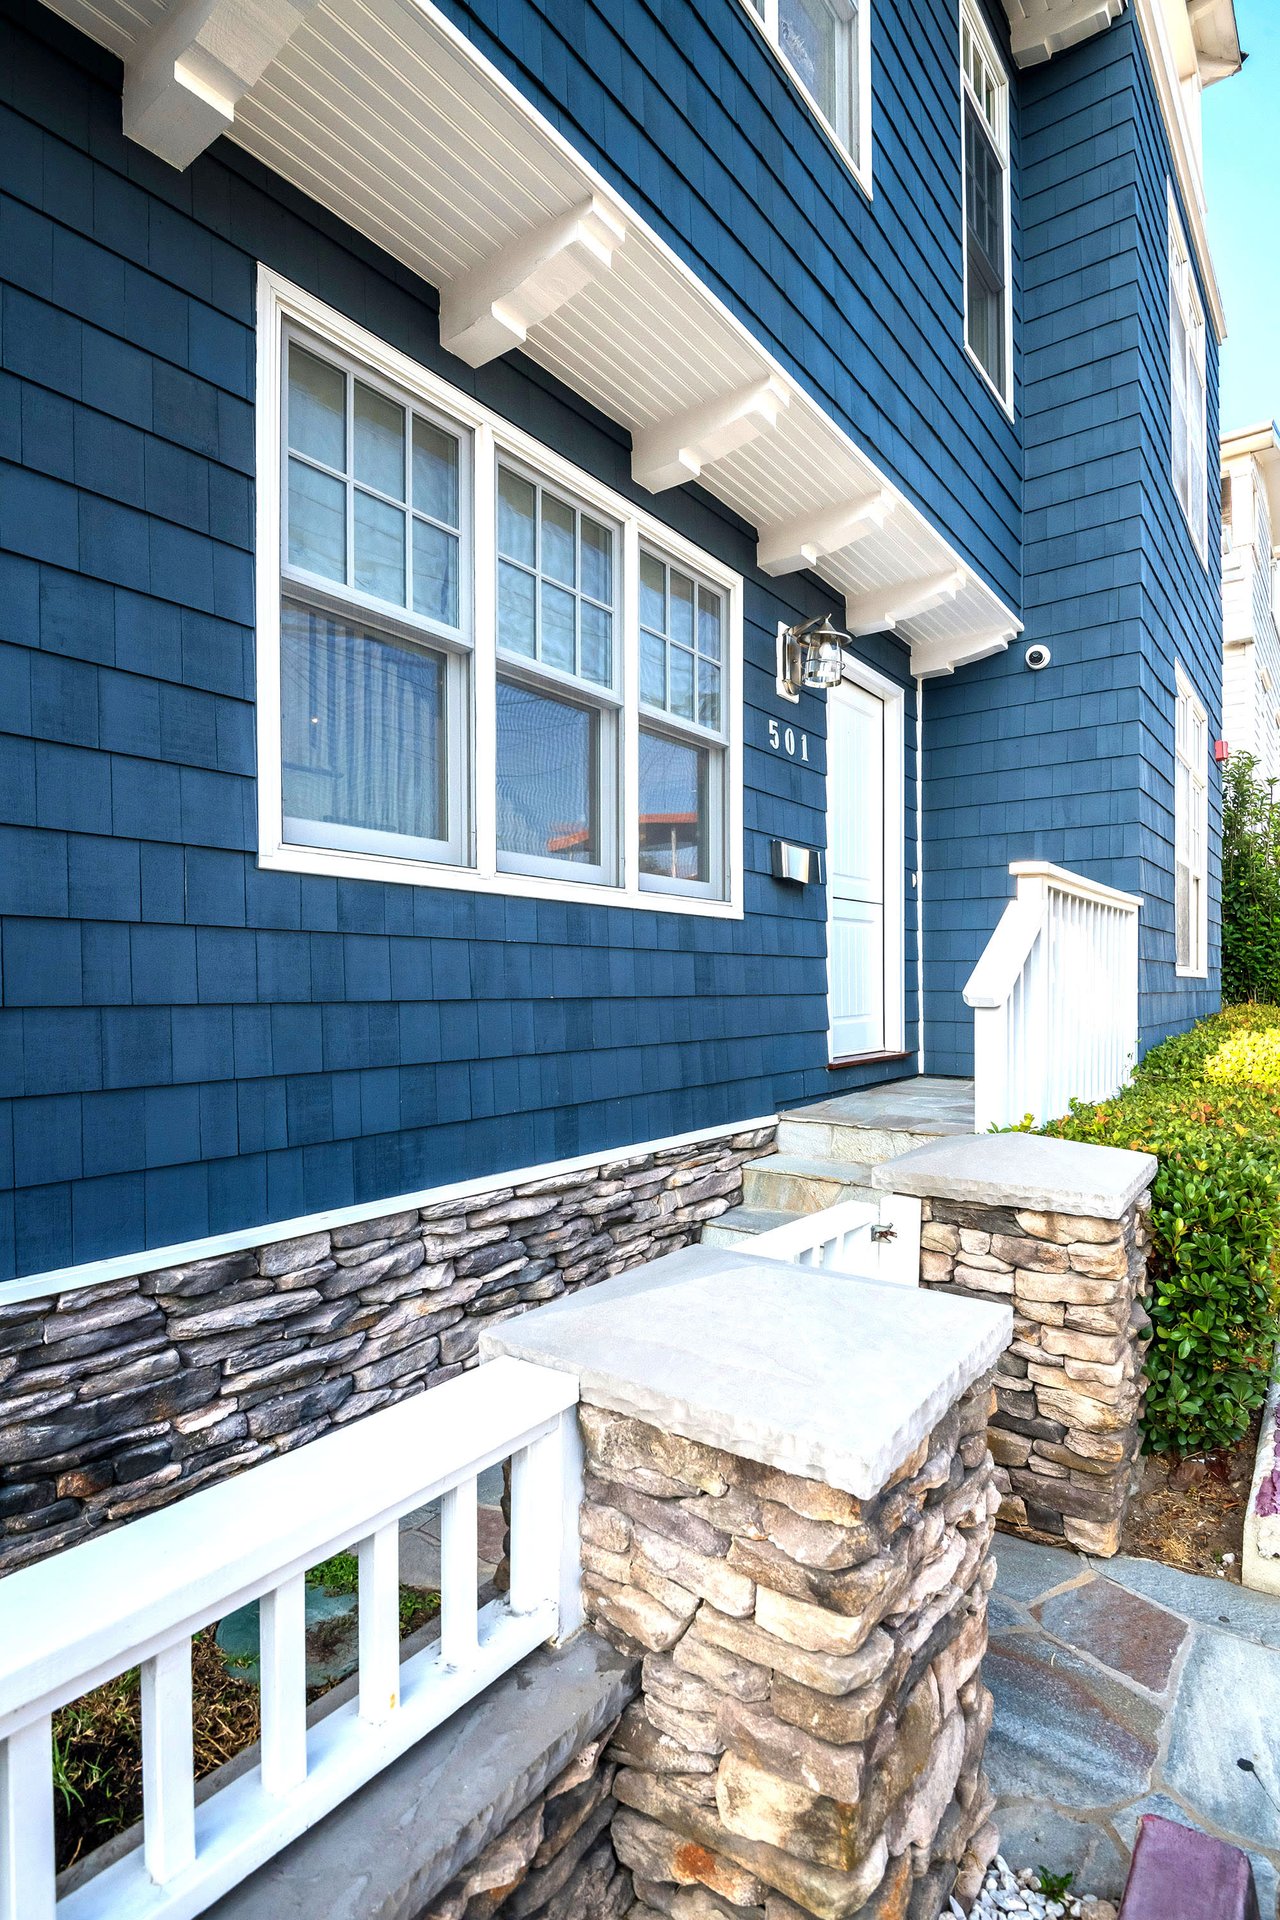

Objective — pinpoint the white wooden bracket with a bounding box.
[910,619,1019,678]
[632,376,790,494]
[845,567,967,638]
[438,198,627,368]
[123,0,322,170]
[1003,0,1123,67]
[756,490,892,576]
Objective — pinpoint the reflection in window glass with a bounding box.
[497,679,599,865]
[639,551,724,736]
[765,0,858,155]
[281,602,446,844]
[639,729,709,883]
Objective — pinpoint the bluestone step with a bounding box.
[701,1205,800,1248]
[741,1153,878,1214]
[774,1117,953,1166]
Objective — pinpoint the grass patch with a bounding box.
[53,1564,441,1874]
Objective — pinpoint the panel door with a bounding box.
[827,681,886,1059]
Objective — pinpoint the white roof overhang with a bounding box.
[1222,423,1280,556]
[40,0,1021,678]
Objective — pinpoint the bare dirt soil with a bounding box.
[1120,1415,1260,1582]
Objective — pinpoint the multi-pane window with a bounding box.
[638,552,728,894]
[961,0,1010,406]
[496,464,620,883]
[265,292,739,912]
[282,335,469,864]
[1175,670,1208,975]
[1169,198,1208,561]
[742,0,865,176]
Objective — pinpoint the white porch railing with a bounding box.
[0,1356,581,1920]
[963,860,1141,1133]
[750,1194,922,1286]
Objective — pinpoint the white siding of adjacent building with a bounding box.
[1221,443,1280,784]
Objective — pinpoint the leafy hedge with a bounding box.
[1223,753,1280,1003]
[1035,1004,1280,1457]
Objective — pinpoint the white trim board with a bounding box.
[0,1113,779,1307]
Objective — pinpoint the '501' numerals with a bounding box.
[767,719,809,760]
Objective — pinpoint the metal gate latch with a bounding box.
[870,1224,897,1242]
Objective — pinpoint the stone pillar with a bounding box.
[872,1134,1158,1559]
[483,1240,1012,1920]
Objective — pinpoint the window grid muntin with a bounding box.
[496,460,618,695]
[283,330,469,644]
[639,548,727,744]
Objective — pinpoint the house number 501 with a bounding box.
[767,719,809,761]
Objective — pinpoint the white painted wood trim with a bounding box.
[0,1112,778,1306]
[729,0,874,200]
[254,269,744,918]
[140,1642,197,1886]
[825,655,907,1061]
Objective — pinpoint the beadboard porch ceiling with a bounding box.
[39,0,1022,679]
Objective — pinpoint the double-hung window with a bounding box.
[741,0,869,186]
[960,0,1011,410]
[260,274,742,915]
[1168,194,1208,562]
[1174,667,1208,977]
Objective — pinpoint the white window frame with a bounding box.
[959,0,1013,417]
[736,0,873,198]
[1168,186,1208,564]
[1174,664,1208,979]
[255,269,744,919]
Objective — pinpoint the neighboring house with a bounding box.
[0,0,1241,1283]
[1221,423,1280,782]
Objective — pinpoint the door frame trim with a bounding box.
[825,657,907,1063]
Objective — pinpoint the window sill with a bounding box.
[1174,965,1209,980]
[259,839,744,918]
[963,340,1015,422]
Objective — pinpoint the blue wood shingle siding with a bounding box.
[922,15,1222,1075]
[0,0,930,1282]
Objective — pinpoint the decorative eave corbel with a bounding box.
[756,491,893,577]
[123,0,322,170]
[438,198,627,369]
[845,569,968,639]
[631,377,790,494]
[1001,0,1124,68]
[909,620,1020,678]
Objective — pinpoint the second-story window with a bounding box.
[1175,667,1208,977]
[1169,194,1208,563]
[744,0,867,184]
[960,0,1011,410]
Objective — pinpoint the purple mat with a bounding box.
[1119,1814,1261,1920]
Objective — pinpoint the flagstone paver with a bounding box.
[986,1533,1280,1914]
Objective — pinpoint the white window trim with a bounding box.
[958,0,1014,419]
[826,652,906,1062]
[256,268,744,919]
[1167,184,1208,566]
[1174,662,1209,980]
[734,0,873,200]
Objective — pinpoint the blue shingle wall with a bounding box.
[922,16,1222,1075]
[0,0,924,1282]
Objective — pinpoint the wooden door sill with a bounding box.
[827,1049,913,1070]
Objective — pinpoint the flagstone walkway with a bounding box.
[988,1534,1280,1917]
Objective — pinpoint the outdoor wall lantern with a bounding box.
[780,614,849,696]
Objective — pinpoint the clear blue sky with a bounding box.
[1204,0,1280,434]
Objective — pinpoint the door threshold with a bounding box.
[827,1049,913,1070]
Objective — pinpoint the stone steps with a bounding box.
[706,1077,976,1252]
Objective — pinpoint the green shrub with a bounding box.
[1223,753,1280,1003]
[1035,1005,1280,1456]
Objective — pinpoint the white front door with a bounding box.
[827,680,888,1060]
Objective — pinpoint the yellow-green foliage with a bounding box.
[1033,1005,1280,1456]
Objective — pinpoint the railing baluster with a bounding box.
[0,1719,55,1920]
[259,1574,307,1795]
[141,1640,196,1885]
[359,1524,402,1723]
[440,1478,480,1671]
[509,1426,564,1618]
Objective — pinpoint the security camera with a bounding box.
[1024,643,1051,672]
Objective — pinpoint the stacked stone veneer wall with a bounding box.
[0,1127,774,1573]
[917,1193,1152,1558]
[576,1390,1002,1920]
[416,1710,634,1920]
